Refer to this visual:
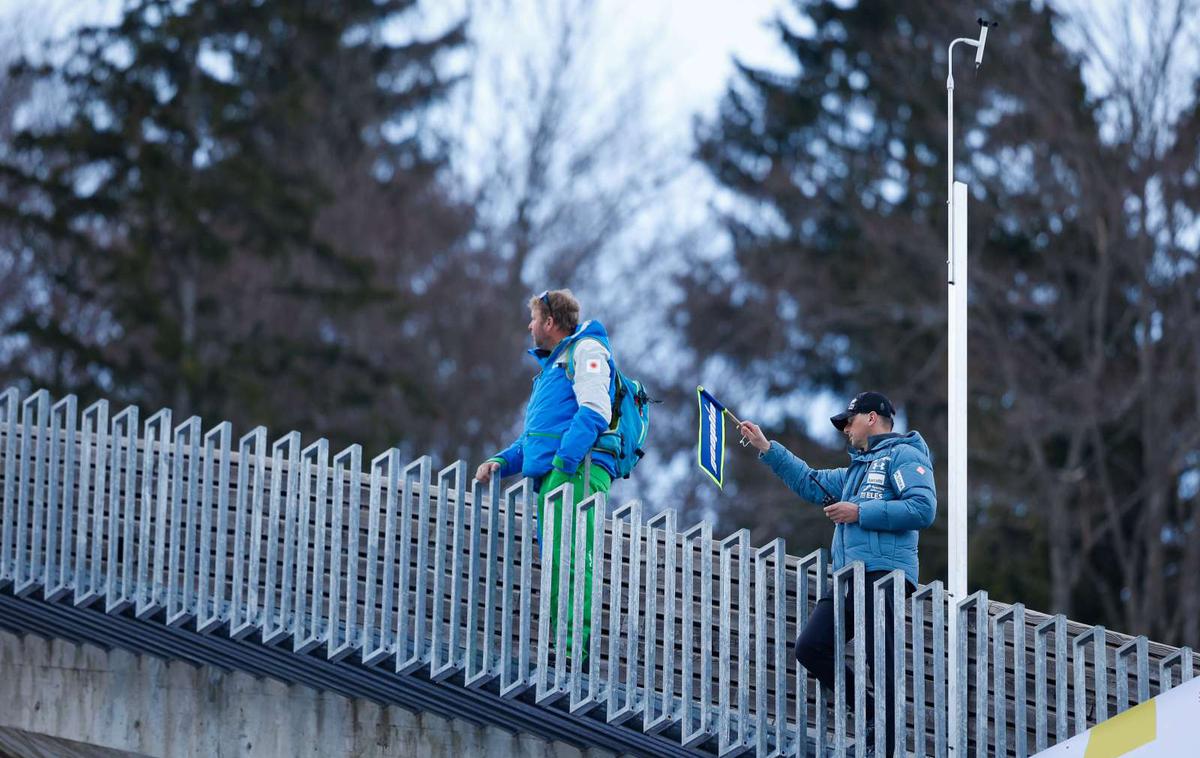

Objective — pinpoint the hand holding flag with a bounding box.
[736,420,769,453]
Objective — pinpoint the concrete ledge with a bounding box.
[0,726,148,758]
[0,629,616,758]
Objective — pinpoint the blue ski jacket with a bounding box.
[759,431,936,587]
[489,320,618,486]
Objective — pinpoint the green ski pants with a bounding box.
[537,464,612,662]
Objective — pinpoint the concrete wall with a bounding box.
[0,630,617,758]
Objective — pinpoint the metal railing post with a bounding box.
[396,455,432,674]
[569,490,607,711]
[431,460,466,681]
[196,421,232,634]
[1159,647,1194,692]
[643,509,678,734]
[755,538,787,758]
[605,499,644,725]
[1072,626,1108,735]
[502,477,536,698]
[992,604,1026,758]
[873,570,907,758]
[0,388,18,589]
[72,399,108,608]
[105,405,139,614]
[44,394,77,602]
[795,548,829,758]
[1115,636,1150,713]
[680,520,714,747]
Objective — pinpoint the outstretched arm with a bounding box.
[740,421,846,505]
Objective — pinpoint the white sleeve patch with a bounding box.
[893,471,906,492]
[571,339,612,424]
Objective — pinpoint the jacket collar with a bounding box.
[525,319,608,367]
[847,432,902,459]
[527,335,571,368]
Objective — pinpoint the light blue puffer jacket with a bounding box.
[759,432,936,587]
[489,320,618,485]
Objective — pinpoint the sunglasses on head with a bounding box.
[538,290,552,314]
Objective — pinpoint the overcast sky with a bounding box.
[0,0,795,139]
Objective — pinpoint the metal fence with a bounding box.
[0,387,1194,757]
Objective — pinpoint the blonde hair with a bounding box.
[529,289,581,333]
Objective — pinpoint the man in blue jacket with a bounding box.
[739,391,936,753]
[475,289,618,662]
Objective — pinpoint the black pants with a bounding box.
[794,570,913,753]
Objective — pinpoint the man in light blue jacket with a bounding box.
[739,391,936,753]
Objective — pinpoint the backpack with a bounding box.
[566,342,652,479]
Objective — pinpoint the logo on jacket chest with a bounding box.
[858,457,891,500]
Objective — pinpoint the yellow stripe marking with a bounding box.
[1084,699,1156,758]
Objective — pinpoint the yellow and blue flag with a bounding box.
[697,386,727,489]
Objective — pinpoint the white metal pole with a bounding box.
[945,23,986,753]
[948,182,968,597]
[946,50,963,601]
[945,58,963,751]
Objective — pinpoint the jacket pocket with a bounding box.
[878,531,896,558]
[521,431,563,473]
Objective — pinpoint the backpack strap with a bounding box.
[564,339,578,381]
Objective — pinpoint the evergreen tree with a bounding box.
[0,0,522,458]
[683,0,1200,644]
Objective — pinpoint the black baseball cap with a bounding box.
[830,391,895,431]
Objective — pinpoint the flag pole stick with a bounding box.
[720,409,751,446]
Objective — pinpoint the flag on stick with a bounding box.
[697,386,740,489]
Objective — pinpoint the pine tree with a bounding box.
[683,0,1200,645]
[0,0,514,457]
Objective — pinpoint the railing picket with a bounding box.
[501,477,536,698]
[231,427,266,639]
[15,390,50,597]
[536,481,572,704]
[606,499,643,725]
[1072,626,1107,735]
[293,439,328,653]
[1159,647,1194,693]
[44,395,77,602]
[136,408,171,618]
[196,421,231,634]
[719,528,751,756]
[326,445,361,661]
[431,461,465,682]
[166,416,200,627]
[680,520,714,748]
[643,509,677,734]
[569,490,606,712]
[397,455,432,674]
[0,388,17,589]
[72,399,108,607]
[105,405,139,614]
